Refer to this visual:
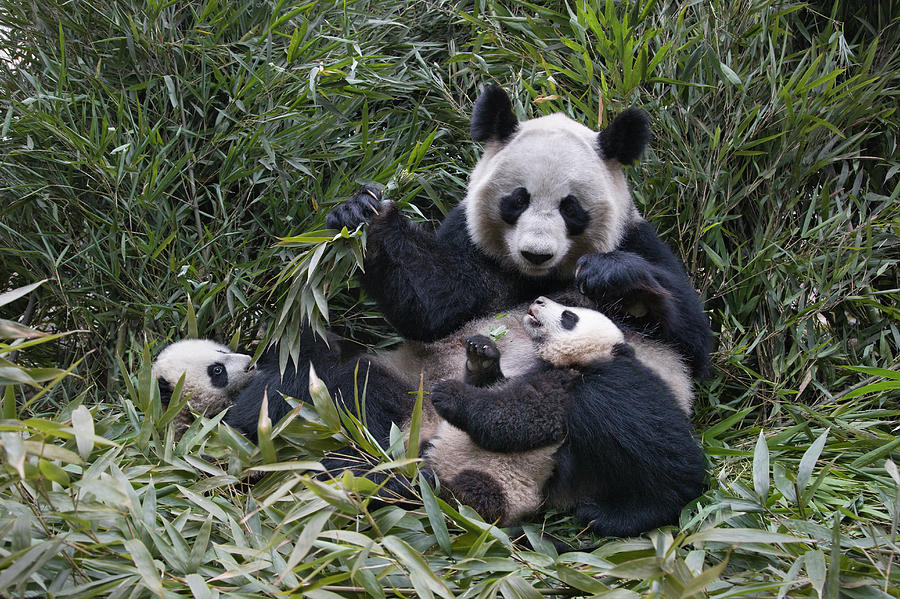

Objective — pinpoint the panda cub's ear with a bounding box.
[471,84,518,143]
[597,108,650,165]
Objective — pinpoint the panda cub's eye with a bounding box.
[560,310,579,330]
[499,187,530,225]
[208,362,229,388]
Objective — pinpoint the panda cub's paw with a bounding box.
[429,379,468,425]
[325,184,384,230]
[464,335,503,387]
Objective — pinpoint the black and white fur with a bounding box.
[425,298,629,526]
[427,298,706,536]
[225,85,711,529]
[153,340,256,432]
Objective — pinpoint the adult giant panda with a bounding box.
[225,85,711,528]
[425,298,704,536]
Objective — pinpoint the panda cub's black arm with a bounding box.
[360,205,504,341]
[429,367,573,452]
[575,219,712,378]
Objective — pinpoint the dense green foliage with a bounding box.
[1,0,898,597]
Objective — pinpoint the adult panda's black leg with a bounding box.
[575,499,679,539]
[464,335,504,387]
[448,469,508,524]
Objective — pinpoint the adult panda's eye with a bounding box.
[499,187,530,225]
[213,365,224,375]
[559,195,589,235]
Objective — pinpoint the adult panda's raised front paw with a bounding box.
[429,379,467,426]
[325,184,384,230]
[575,252,673,323]
[575,252,658,298]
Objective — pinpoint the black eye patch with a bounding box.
[207,362,228,388]
[499,187,530,225]
[560,310,579,330]
[559,195,589,235]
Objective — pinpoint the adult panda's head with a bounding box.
[152,339,256,420]
[465,84,650,278]
[523,296,626,367]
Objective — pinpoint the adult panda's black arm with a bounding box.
[358,204,515,341]
[574,219,712,378]
[428,365,573,452]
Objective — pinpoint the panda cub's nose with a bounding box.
[521,250,553,265]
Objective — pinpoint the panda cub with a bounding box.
[428,297,706,536]
[152,339,256,433]
[425,298,626,526]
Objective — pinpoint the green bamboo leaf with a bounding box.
[175,485,228,522]
[383,535,454,599]
[773,462,797,503]
[805,549,826,599]
[605,557,663,580]
[257,391,277,463]
[0,538,64,594]
[186,296,199,339]
[309,363,341,431]
[753,429,770,501]
[188,515,213,572]
[71,404,95,459]
[499,575,545,599]
[685,528,810,546]
[0,280,46,309]
[38,457,70,486]
[124,538,165,598]
[22,440,82,465]
[282,509,333,577]
[849,436,900,468]
[185,574,215,599]
[0,318,51,339]
[797,428,829,494]
[420,476,451,555]
[719,61,742,86]
[679,555,728,598]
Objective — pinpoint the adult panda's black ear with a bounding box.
[471,84,518,143]
[597,108,650,165]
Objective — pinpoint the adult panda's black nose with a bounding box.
[521,251,553,265]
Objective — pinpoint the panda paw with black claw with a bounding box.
[465,335,503,387]
[429,379,468,426]
[575,251,661,300]
[325,184,384,231]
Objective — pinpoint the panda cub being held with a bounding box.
[425,298,625,525]
[427,298,706,537]
[152,340,257,433]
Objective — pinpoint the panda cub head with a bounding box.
[523,296,626,368]
[465,84,650,278]
[152,340,256,424]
